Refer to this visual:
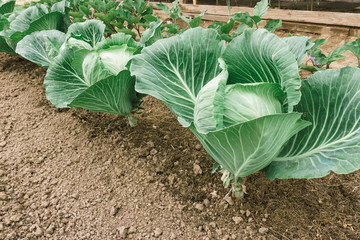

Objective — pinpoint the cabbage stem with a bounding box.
[231,176,244,198]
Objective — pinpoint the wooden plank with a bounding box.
[150,2,360,28]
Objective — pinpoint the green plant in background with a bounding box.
[210,0,282,42]
[342,38,360,67]
[301,38,360,72]
[67,0,158,37]
[0,0,69,54]
[156,0,206,36]
[131,27,360,198]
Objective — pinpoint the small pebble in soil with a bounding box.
[0,192,8,200]
[150,149,158,155]
[195,144,202,151]
[0,169,5,176]
[258,227,269,234]
[193,164,202,175]
[246,209,251,217]
[34,225,43,237]
[119,226,128,239]
[224,196,234,206]
[170,232,177,239]
[110,206,119,216]
[203,198,210,206]
[10,214,21,222]
[209,222,216,228]
[154,228,162,237]
[128,226,136,234]
[232,216,243,224]
[0,141,7,147]
[195,203,204,211]
[46,224,55,235]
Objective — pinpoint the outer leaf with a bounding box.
[9,5,48,32]
[66,20,105,48]
[222,29,301,112]
[191,113,310,178]
[16,30,65,67]
[282,36,314,65]
[131,28,225,126]
[266,67,360,179]
[44,49,89,108]
[194,63,228,134]
[69,70,139,116]
[0,31,16,54]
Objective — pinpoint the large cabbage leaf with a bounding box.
[9,4,48,33]
[16,30,66,67]
[131,27,226,127]
[266,67,360,179]
[69,71,139,116]
[282,36,313,65]
[222,29,301,112]
[192,113,309,178]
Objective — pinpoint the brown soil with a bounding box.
[0,29,359,240]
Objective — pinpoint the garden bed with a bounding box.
[0,22,359,240]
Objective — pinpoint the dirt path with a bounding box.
[0,30,359,240]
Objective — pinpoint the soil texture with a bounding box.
[0,28,359,240]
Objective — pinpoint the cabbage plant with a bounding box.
[43,20,143,125]
[0,1,69,54]
[131,27,360,197]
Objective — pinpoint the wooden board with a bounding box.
[150,2,360,28]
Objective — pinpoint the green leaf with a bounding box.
[69,70,140,116]
[266,67,360,179]
[253,0,269,17]
[191,113,310,178]
[342,39,360,66]
[50,0,70,15]
[66,20,105,48]
[143,14,158,22]
[222,29,301,112]
[16,30,65,67]
[155,3,169,14]
[282,36,313,65]
[140,19,162,46]
[264,19,282,32]
[69,11,83,18]
[44,49,90,108]
[189,11,206,28]
[231,12,253,28]
[0,31,16,54]
[300,64,324,73]
[131,28,225,127]
[117,28,137,39]
[0,0,15,15]
[9,5,48,32]
[194,62,228,134]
